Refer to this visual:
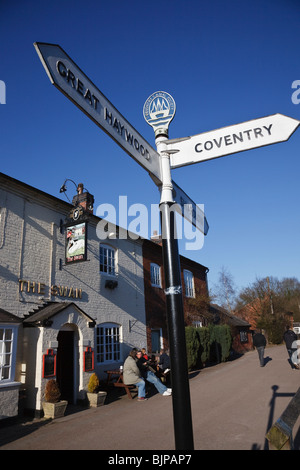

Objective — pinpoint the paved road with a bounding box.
[0,345,299,450]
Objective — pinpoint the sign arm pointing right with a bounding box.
[165,114,300,169]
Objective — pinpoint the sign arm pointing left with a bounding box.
[34,42,163,184]
[34,42,209,235]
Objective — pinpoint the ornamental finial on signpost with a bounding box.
[143,91,176,137]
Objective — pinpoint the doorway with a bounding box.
[57,329,76,404]
[151,329,162,353]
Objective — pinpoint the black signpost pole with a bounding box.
[154,123,194,450]
[160,200,194,450]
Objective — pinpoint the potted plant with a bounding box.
[42,379,68,419]
[86,373,107,407]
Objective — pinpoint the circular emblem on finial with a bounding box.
[143,91,176,136]
[70,205,83,221]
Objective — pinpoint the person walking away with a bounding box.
[136,351,171,396]
[123,349,147,401]
[283,325,299,370]
[253,330,267,367]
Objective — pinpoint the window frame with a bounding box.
[183,269,195,298]
[96,323,121,364]
[100,244,116,277]
[150,263,161,288]
[0,325,18,383]
[240,330,249,343]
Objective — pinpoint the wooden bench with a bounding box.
[105,370,136,399]
[113,381,136,399]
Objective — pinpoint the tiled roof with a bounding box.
[22,301,96,327]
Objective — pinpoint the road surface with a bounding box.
[0,345,299,450]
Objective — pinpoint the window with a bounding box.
[0,327,13,381]
[240,331,248,343]
[96,323,120,363]
[184,270,195,298]
[150,263,161,287]
[100,245,116,276]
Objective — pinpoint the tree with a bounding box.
[235,276,300,342]
[212,267,236,313]
[186,290,212,327]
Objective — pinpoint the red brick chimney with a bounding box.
[151,230,162,245]
[72,183,94,214]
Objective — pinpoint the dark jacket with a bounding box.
[136,357,149,379]
[159,352,170,370]
[253,332,266,348]
[283,329,298,349]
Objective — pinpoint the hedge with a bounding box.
[197,327,210,365]
[185,326,200,370]
[185,324,232,370]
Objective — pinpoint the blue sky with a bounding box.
[1,0,300,295]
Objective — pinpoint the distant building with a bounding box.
[209,304,253,354]
[142,234,209,353]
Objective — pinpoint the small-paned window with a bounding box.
[150,263,161,287]
[240,331,248,343]
[96,323,120,363]
[184,270,195,298]
[100,245,116,276]
[0,327,13,381]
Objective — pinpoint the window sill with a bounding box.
[100,272,118,278]
[0,381,22,389]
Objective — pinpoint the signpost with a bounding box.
[35,43,202,450]
[144,92,195,449]
[166,114,300,168]
[35,42,300,450]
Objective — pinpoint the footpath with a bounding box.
[0,344,299,451]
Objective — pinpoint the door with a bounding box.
[57,330,74,404]
[151,329,161,353]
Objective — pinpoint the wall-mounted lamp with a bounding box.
[105,280,118,289]
[59,178,77,202]
[59,179,91,204]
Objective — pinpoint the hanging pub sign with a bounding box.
[84,347,94,372]
[65,221,87,264]
[43,349,57,378]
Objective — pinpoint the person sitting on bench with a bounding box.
[136,350,171,396]
[123,349,147,401]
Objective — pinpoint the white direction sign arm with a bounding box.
[171,181,209,235]
[166,114,300,169]
[34,42,162,184]
[149,172,209,235]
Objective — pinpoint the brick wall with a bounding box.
[142,238,208,353]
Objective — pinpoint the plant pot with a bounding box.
[42,400,68,419]
[87,391,107,407]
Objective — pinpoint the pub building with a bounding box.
[0,172,148,419]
